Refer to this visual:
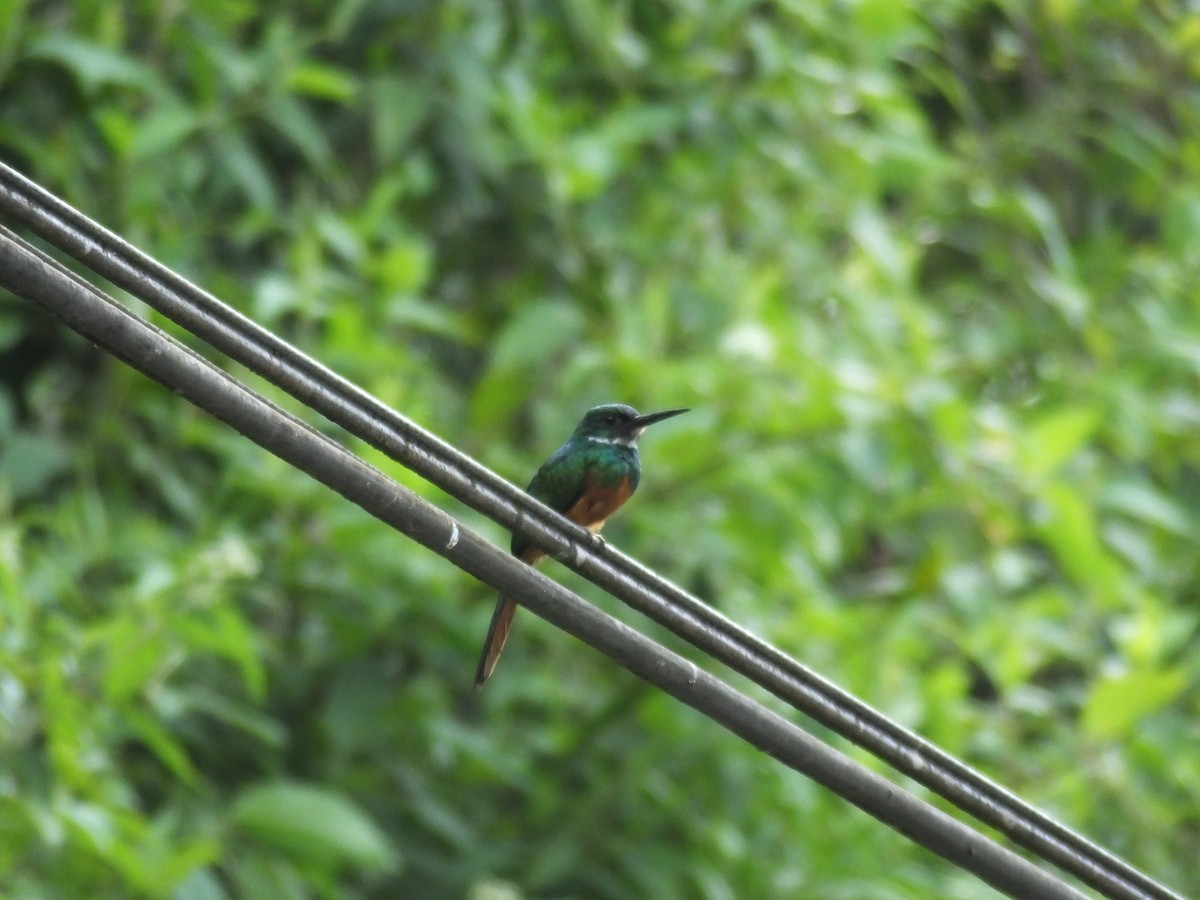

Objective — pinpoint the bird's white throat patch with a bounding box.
[587,433,638,447]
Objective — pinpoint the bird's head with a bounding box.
[571,403,689,447]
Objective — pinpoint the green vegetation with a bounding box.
[2,1,1198,897]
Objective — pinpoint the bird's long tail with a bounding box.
[475,545,546,689]
[474,595,518,689]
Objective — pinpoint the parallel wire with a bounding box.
[0,226,1092,900]
[0,163,1182,900]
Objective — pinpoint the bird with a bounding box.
[474,403,689,688]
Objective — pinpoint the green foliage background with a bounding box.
[2,1,1198,897]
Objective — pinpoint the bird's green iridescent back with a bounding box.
[512,436,641,556]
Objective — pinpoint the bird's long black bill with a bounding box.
[634,407,689,428]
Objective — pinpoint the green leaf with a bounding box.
[26,34,154,94]
[1019,407,1098,479]
[128,103,203,161]
[101,620,166,703]
[1101,480,1191,536]
[233,783,399,874]
[470,299,587,429]
[212,131,277,210]
[374,236,432,294]
[262,94,332,168]
[849,202,909,286]
[1036,482,1122,607]
[368,76,431,163]
[0,431,70,500]
[1081,668,1186,740]
[286,62,358,102]
[162,687,286,748]
[124,708,198,786]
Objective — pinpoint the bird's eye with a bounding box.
[604,414,617,425]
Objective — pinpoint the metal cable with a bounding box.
[0,225,1094,900]
[0,162,1182,900]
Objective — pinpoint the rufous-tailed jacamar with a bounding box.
[474,403,689,688]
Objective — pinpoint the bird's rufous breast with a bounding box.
[564,472,635,532]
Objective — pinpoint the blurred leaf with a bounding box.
[1081,668,1186,740]
[162,686,286,748]
[849,203,909,286]
[100,621,166,703]
[287,62,357,102]
[1019,407,1098,480]
[124,708,199,786]
[373,235,432,294]
[1101,479,1191,536]
[0,431,70,500]
[26,33,154,93]
[368,76,431,164]
[233,782,399,874]
[262,94,332,169]
[1036,482,1122,606]
[128,103,203,161]
[212,131,277,211]
[0,307,25,352]
[471,299,587,428]
[173,867,228,900]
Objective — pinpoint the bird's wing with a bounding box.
[477,448,584,688]
[512,445,588,556]
[476,443,596,689]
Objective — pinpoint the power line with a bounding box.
[0,225,1094,900]
[0,164,1183,900]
